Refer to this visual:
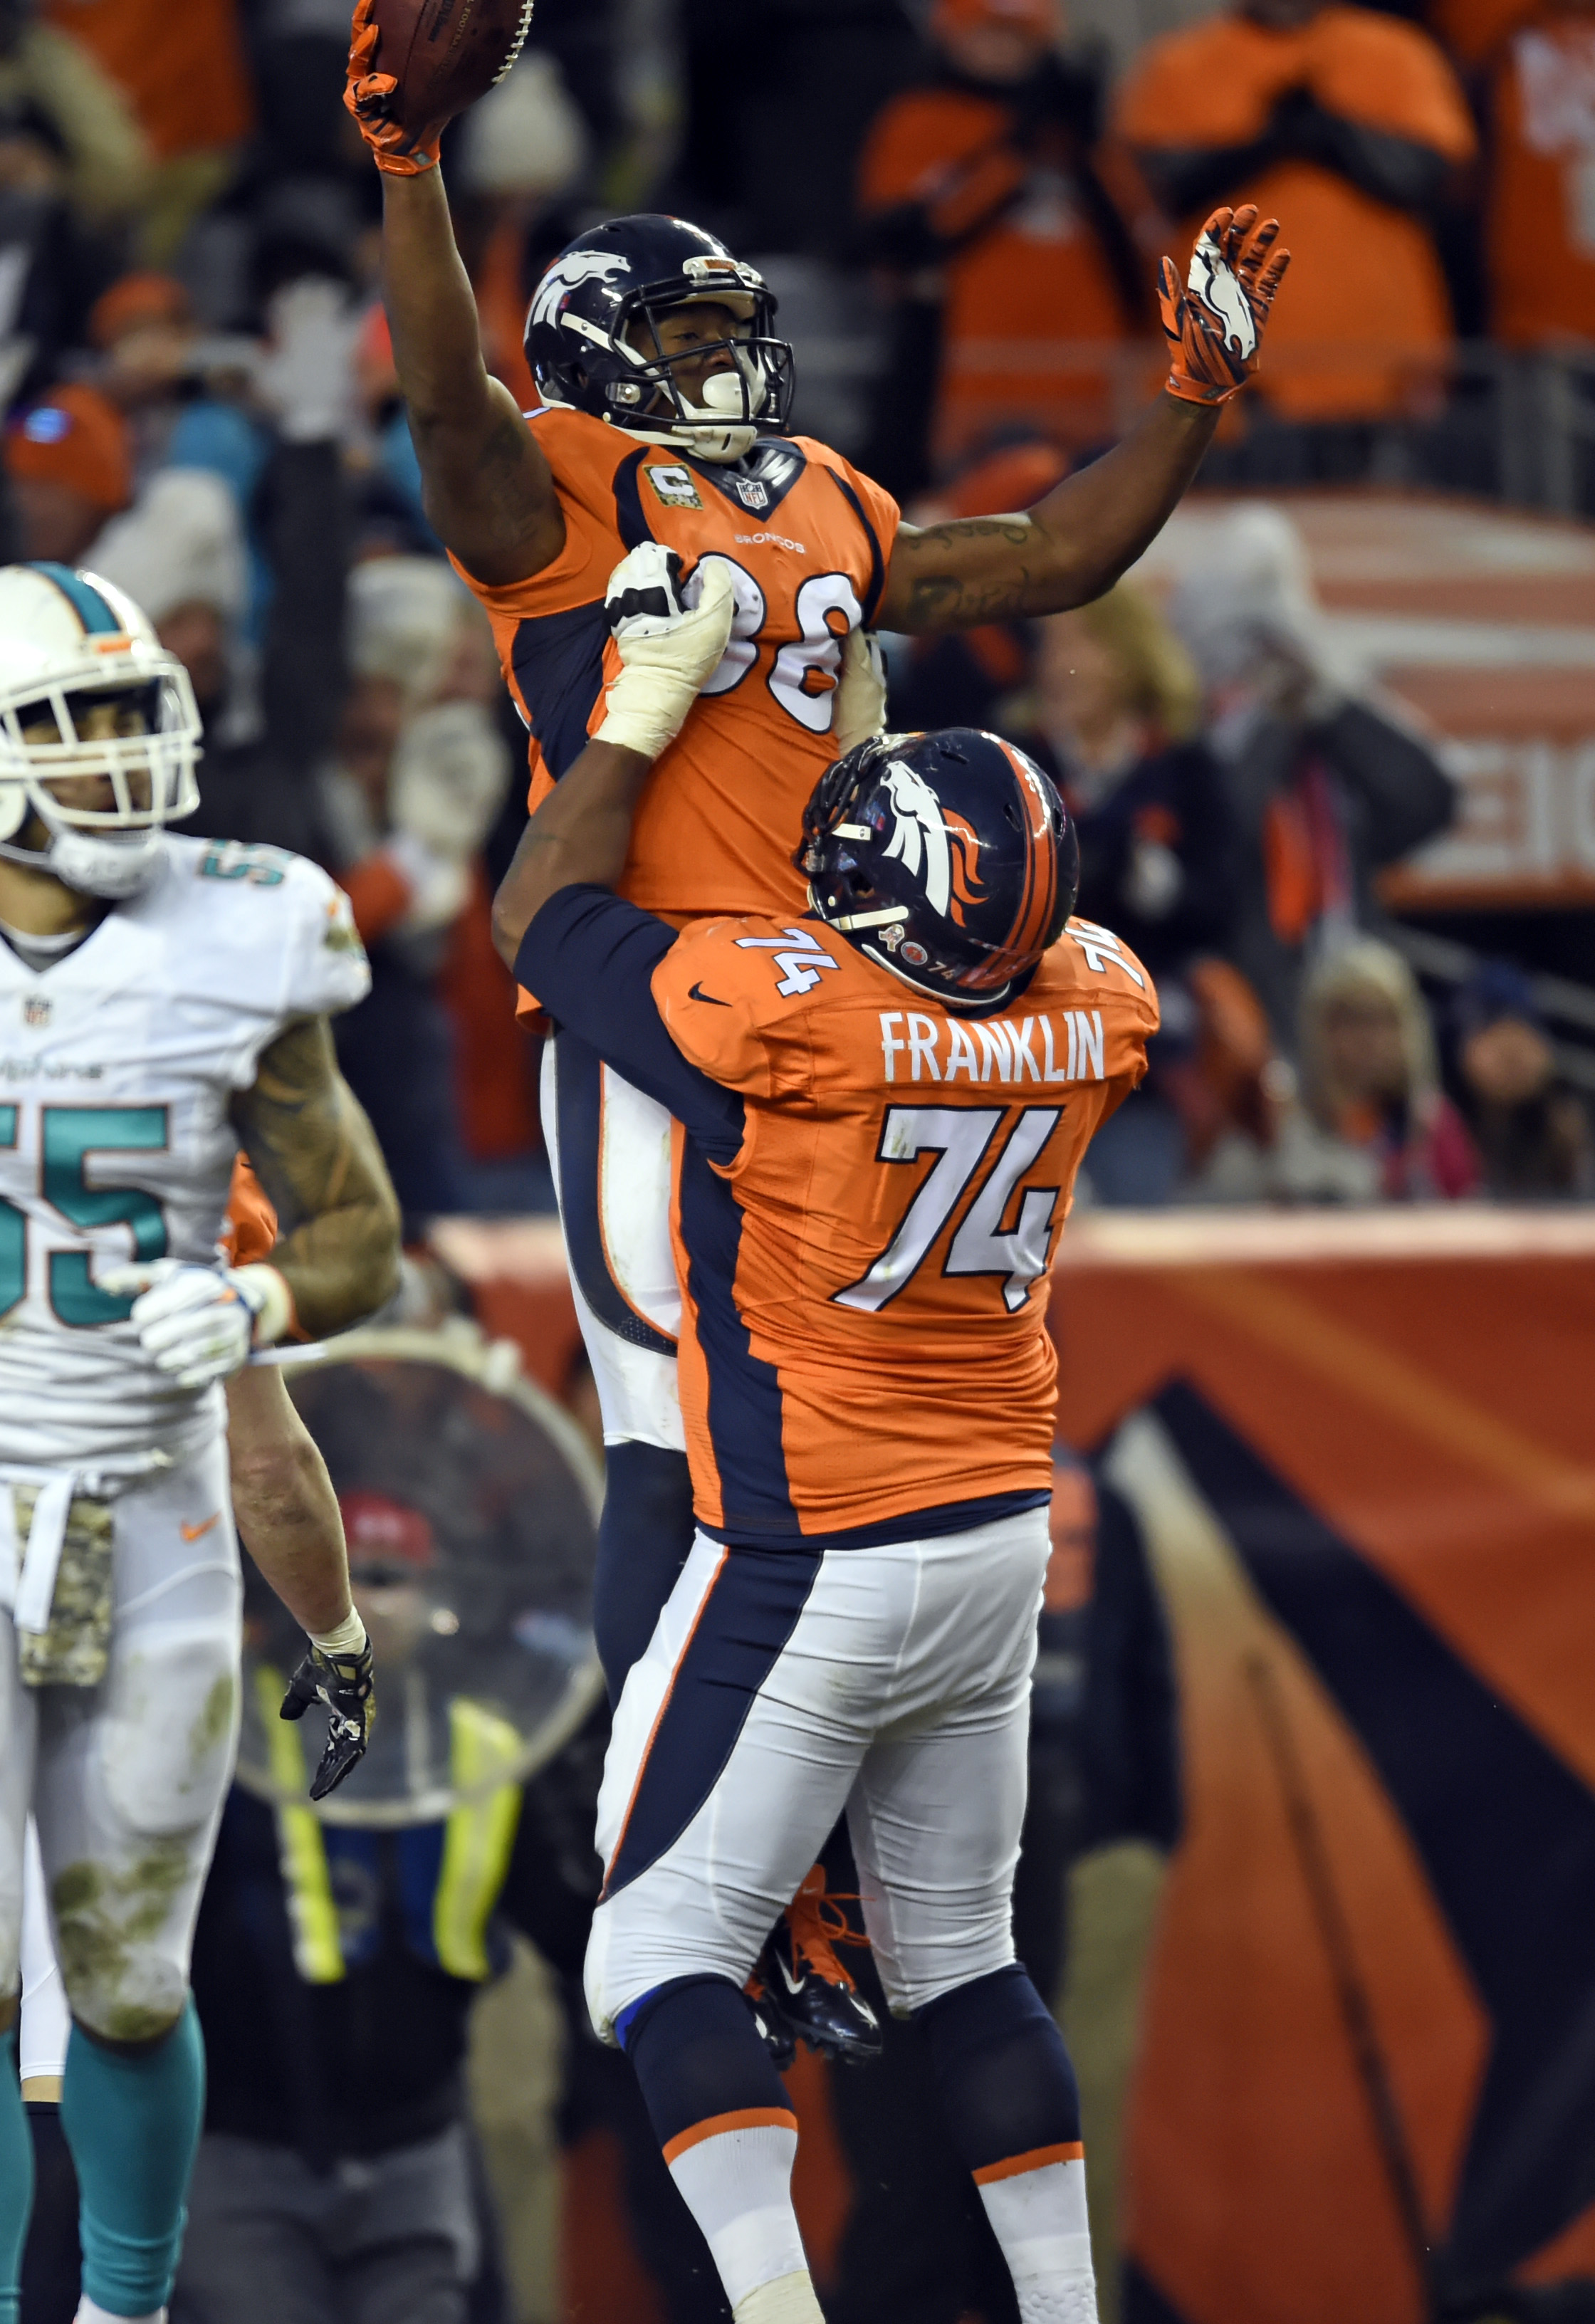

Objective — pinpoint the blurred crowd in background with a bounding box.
[0,0,1591,1216]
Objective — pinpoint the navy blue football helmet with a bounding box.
[524,214,795,464]
[798,729,1079,1007]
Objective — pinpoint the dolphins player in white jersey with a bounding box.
[0,561,402,2324]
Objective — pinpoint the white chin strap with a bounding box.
[38,823,162,899]
[677,422,758,464]
[621,414,757,464]
[0,795,163,898]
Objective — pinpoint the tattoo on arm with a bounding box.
[886,518,1041,630]
[231,1017,402,1341]
[878,394,1220,634]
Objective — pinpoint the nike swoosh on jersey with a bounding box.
[689,982,731,1006]
[180,1512,222,1542]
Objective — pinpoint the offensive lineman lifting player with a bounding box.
[488,540,1157,2324]
[343,0,1288,2050]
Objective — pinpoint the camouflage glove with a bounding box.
[281,1627,376,1800]
[1159,204,1290,407]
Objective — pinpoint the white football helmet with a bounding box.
[0,562,201,899]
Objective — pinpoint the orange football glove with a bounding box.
[1159,204,1290,407]
[344,0,444,176]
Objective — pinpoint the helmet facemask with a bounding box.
[602,291,793,461]
[549,285,793,462]
[0,661,202,899]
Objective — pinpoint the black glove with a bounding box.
[280,1635,376,1800]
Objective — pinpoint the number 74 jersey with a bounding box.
[651,911,1159,1549]
[0,835,370,1470]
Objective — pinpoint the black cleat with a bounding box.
[745,1979,798,2073]
[754,1866,882,2067]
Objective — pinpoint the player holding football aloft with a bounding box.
[0,564,399,2324]
[489,543,1156,2324]
[344,0,1285,2047]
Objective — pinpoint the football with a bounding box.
[361,0,533,133]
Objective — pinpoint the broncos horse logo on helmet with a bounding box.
[878,758,990,928]
[523,215,795,465]
[799,728,1079,1009]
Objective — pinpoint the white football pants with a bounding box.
[0,1433,242,2043]
[585,1506,1048,2042]
[19,1817,68,2086]
[540,1036,684,1450]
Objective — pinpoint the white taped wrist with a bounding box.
[234,1264,293,1348]
[595,667,704,762]
[310,1610,368,1658]
[596,557,735,759]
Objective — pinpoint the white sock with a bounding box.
[976,2151,1098,2324]
[664,2113,819,2318]
[76,2306,166,2324]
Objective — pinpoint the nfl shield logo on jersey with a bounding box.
[733,476,770,511]
[22,993,50,1027]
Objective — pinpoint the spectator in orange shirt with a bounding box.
[1117,0,1476,462]
[0,1,149,229]
[857,0,1143,495]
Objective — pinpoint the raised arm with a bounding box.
[343,0,565,587]
[377,171,564,584]
[877,205,1290,634]
[230,1017,402,1341]
[492,739,653,963]
[881,392,1216,630]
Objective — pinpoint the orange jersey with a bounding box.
[454,404,899,930]
[518,886,1156,1547]
[221,1155,277,1268]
